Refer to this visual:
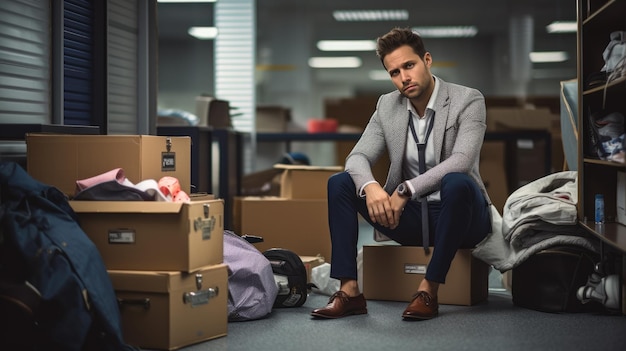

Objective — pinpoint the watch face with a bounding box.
[398,183,407,195]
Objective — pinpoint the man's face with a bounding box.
[383,45,433,102]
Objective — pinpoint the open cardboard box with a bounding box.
[274,164,342,199]
[71,197,223,272]
[26,134,191,197]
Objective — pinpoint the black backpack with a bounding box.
[262,248,309,308]
[511,245,606,313]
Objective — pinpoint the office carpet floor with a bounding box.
[163,220,626,351]
[169,289,626,351]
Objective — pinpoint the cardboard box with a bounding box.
[110,264,228,350]
[275,164,342,199]
[256,106,291,132]
[239,197,331,261]
[480,141,508,213]
[70,198,224,272]
[300,255,325,283]
[486,107,559,132]
[26,134,191,197]
[617,171,626,226]
[362,245,489,306]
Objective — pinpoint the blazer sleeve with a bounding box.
[344,95,389,193]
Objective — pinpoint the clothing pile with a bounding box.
[473,171,598,272]
[73,168,190,202]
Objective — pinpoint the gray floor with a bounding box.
[170,221,626,351]
[176,290,626,351]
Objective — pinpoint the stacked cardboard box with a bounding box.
[26,135,228,350]
[235,164,342,262]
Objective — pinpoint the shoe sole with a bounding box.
[311,309,368,319]
[402,312,438,320]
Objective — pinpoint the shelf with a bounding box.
[0,124,100,140]
[256,132,361,142]
[583,157,626,168]
[578,0,626,316]
[580,220,626,253]
[583,0,622,25]
[583,76,626,95]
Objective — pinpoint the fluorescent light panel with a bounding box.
[546,21,577,33]
[188,26,218,39]
[158,0,216,3]
[333,9,408,21]
[308,57,362,68]
[369,70,390,81]
[529,51,569,63]
[412,26,478,38]
[317,40,377,51]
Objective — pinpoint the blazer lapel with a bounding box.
[432,81,450,164]
[391,97,410,170]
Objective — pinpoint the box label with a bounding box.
[404,263,427,274]
[108,229,136,244]
[193,216,216,240]
[161,152,176,172]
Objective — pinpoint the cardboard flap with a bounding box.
[109,264,228,293]
[70,201,185,214]
[109,270,175,293]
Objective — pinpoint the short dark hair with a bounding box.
[376,27,427,67]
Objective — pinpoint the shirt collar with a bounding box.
[407,75,440,118]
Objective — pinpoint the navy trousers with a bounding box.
[328,171,491,284]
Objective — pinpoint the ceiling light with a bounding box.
[546,21,577,33]
[529,51,569,63]
[317,40,377,51]
[158,0,216,3]
[412,26,478,38]
[308,57,362,68]
[333,10,409,21]
[369,70,390,81]
[188,27,218,40]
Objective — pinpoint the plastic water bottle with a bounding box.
[595,194,605,224]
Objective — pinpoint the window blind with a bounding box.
[107,0,138,134]
[63,0,94,125]
[0,0,50,124]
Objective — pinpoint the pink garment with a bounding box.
[158,176,181,198]
[173,190,190,202]
[75,168,126,194]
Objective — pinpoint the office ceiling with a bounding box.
[157,0,578,95]
[158,0,576,40]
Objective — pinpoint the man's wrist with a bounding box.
[396,181,413,198]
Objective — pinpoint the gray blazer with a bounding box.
[345,76,492,206]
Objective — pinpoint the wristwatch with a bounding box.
[397,182,413,198]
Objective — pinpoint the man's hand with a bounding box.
[364,183,407,229]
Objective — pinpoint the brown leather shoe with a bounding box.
[402,291,439,320]
[311,291,367,319]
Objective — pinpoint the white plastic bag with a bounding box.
[310,248,364,295]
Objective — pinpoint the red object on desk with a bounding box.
[307,118,338,133]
